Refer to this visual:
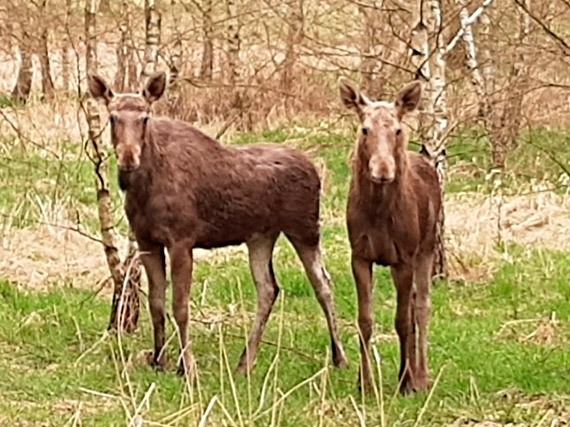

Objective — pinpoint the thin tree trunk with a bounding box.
[411,0,447,278]
[141,0,161,80]
[499,0,530,153]
[12,28,33,104]
[115,0,128,92]
[39,0,55,101]
[281,0,304,93]
[169,0,183,85]
[226,0,240,86]
[359,1,384,94]
[126,2,138,91]
[61,0,72,95]
[199,0,214,80]
[85,0,141,333]
[226,0,250,128]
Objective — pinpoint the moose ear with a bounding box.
[88,74,114,104]
[339,78,368,114]
[395,81,422,120]
[142,72,167,103]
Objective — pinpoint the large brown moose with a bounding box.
[88,72,348,380]
[340,79,441,394]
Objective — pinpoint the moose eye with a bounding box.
[143,116,149,126]
[362,128,368,136]
[395,128,402,136]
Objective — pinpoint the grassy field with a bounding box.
[0,122,569,425]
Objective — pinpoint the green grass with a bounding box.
[0,241,569,425]
[1,123,569,233]
[1,123,569,424]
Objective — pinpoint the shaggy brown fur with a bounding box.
[88,72,348,379]
[340,79,441,394]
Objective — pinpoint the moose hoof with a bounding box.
[399,376,416,395]
[177,353,196,383]
[146,351,167,371]
[357,370,374,394]
[413,375,430,392]
[333,351,349,369]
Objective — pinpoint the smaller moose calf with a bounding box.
[340,79,441,394]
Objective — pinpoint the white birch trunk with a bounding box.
[458,0,487,110]
[141,0,161,80]
[410,0,448,278]
[226,0,240,86]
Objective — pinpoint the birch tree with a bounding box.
[410,0,448,277]
[141,0,161,80]
[226,0,240,86]
[84,0,142,333]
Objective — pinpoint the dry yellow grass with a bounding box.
[2,189,569,291]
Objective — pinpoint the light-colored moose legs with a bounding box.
[391,263,415,394]
[140,244,168,369]
[236,234,280,374]
[352,256,374,391]
[291,241,349,368]
[413,252,433,391]
[169,243,195,380]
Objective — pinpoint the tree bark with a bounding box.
[226,0,240,86]
[61,0,72,95]
[411,0,448,278]
[84,0,141,333]
[281,0,304,93]
[359,0,384,94]
[141,0,161,80]
[11,28,33,104]
[199,0,214,80]
[114,0,129,92]
[39,0,55,101]
[126,2,138,91]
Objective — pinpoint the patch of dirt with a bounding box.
[0,223,246,291]
[446,189,570,282]
[1,190,569,290]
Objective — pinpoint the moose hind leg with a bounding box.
[288,237,348,368]
[413,252,433,391]
[236,234,280,374]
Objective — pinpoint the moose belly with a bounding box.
[193,191,279,248]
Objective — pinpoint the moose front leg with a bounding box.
[140,244,168,369]
[169,242,196,381]
[391,263,415,394]
[352,256,374,392]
